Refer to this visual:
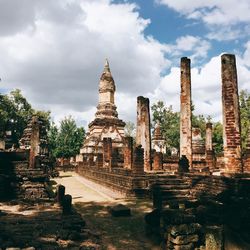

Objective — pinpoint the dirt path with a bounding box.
[52,172,161,250]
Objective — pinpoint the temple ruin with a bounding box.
[1,53,250,249]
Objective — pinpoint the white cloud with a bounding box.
[0,0,169,127]
[151,52,250,122]
[156,0,250,41]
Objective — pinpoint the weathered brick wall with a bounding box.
[180,57,192,168]
[136,96,152,171]
[77,163,148,196]
[0,151,49,201]
[221,54,243,173]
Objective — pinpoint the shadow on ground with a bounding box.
[75,199,161,250]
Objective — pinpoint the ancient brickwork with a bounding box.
[180,57,192,168]
[29,116,40,168]
[80,60,125,158]
[192,127,205,161]
[152,123,166,154]
[221,54,243,173]
[123,137,133,169]
[136,96,152,171]
[132,146,144,175]
[103,137,112,168]
[152,152,163,171]
[205,122,215,171]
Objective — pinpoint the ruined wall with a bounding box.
[136,96,151,171]
[180,57,192,168]
[132,146,145,175]
[103,137,112,168]
[221,54,243,173]
[123,137,133,169]
[205,122,215,171]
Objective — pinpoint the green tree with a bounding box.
[47,122,59,158]
[212,122,223,154]
[0,89,51,145]
[55,116,85,158]
[151,101,180,150]
[240,89,250,153]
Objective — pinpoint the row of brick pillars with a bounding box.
[179,54,247,173]
[102,136,145,174]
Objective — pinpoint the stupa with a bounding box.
[80,60,125,156]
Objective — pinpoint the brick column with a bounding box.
[103,137,112,168]
[152,152,163,171]
[123,137,133,169]
[136,96,152,171]
[205,122,215,171]
[180,57,192,168]
[221,54,243,173]
[132,145,144,175]
[29,116,40,169]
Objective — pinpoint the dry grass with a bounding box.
[75,199,161,250]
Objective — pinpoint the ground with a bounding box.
[53,172,161,250]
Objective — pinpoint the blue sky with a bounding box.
[0,0,249,126]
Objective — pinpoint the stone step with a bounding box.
[161,190,191,198]
[155,184,190,190]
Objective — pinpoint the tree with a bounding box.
[212,122,223,154]
[239,89,250,153]
[0,89,50,146]
[151,101,180,150]
[47,122,59,158]
[53,116,85,159]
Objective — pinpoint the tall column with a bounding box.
[180,57,192,168]
[29,116,40,169]
[136,96,152,171]
[132,145,144,175]
[123,137,133,169]
[205,122,215,171]
[103,137,112,168]
[152,152,163,171]
[221,54,243,173]
[206,122,213,151]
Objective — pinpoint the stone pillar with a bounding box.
[103,137,112,168]
[132,145,144,175]
[136,96,152,171]
[180,57,192,168]
[123,137,133,169]
[29,116,40,169]
[96,153,103,168]
[152,152,163,171]
[206,123,213,151]
[206,122,215,171]
[192,127,205,161]
[221,54,243,173]
[111,148,119,167]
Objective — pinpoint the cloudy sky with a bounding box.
[0,0,250,128]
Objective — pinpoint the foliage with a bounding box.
[0,89,50,145]
[151,101,180,150]
[124,121,136,138]
[48,116,85,159]
[151,100,224,155]
[212,122,223,154]
[239,89,250,153]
